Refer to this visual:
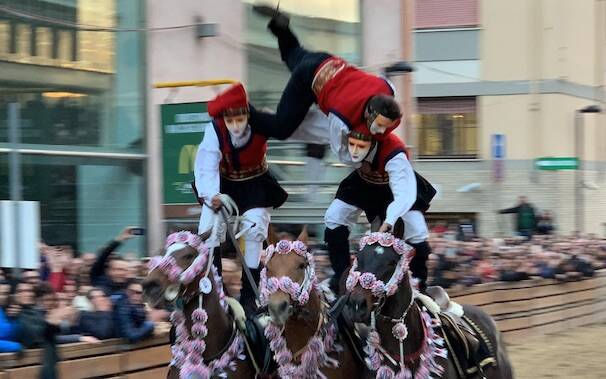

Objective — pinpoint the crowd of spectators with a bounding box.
[426,232,606,290]
[0,227,169,378]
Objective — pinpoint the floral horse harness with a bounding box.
[260,240,341,379]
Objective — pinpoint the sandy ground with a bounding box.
[508,322,606,379]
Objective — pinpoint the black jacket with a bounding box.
[90,240,126,296]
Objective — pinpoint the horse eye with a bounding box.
[298,263,305,270]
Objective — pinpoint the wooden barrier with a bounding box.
[450,270,606,343]
[1,270,604,378]
[0,334,170,379]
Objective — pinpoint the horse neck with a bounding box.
[184,271,232,359]
[376,284,424,359]
[283,288,323,353]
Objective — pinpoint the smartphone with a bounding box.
[130,228,145,236]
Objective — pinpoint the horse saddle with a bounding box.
[425,286,496,379]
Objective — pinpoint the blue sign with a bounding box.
[491,134,506,160]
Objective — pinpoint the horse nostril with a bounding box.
[278,301,289,313]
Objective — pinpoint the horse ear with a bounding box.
[297,225,309,245]
[370,217,382,233]
[266,224,278,246]
[392,218,405,240]
[198,228,212,241]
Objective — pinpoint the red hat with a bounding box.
[348,124,373,141]
[207,83,249,118]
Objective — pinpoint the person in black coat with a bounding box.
[90,227,136,297]
[78,288,116,340]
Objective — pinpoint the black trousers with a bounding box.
[249,25,330,140]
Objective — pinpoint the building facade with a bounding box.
[0,0,147,254]
[413,0,606,236]
[146,0,606,254]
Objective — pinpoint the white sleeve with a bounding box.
[385,152,417,226]
[194,126,222,202]
[289,107,331,144]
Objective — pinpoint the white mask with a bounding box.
[369,121,387,135]
[348,140,372,162]
[224,116,248,137]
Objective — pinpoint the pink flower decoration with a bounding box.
[292,240,307,255]
[191,323,208,338]
[190,339,206,353]
[298,290,310,304]
[346,270,360,290]
[359,272,377,289]
[392,322,408,340]
[192,308,208,323]
[378,233,395,246]
[280,276,293,291]
[276,240,291,253]
[166,233,177,247]
[177,232,189,242]
[367,233,380,245]
[271,276,282,291]
[377,366,396,379]
[371,281,386,297]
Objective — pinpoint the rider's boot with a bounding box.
[408,240,432,293]
[324,225,351,294]
[239,266,261,315]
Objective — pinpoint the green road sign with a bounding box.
[534,157,579,170]
[161,102,210,204]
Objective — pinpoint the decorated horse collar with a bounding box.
[155,231,245,377]
[346,232,414,298]
[149,231,227,310]
[260,240,316,306]
[348,232,447,379]
[260,240,341,378]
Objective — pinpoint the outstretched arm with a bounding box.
[383,153,417,230]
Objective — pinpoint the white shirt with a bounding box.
[383,152,417,226]
[296,108,417,224]
[194,124,253,202]
[291,107,358,166]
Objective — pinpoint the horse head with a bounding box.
[260,227,313,327]
[142,230,212,308]
[344,219,415,324]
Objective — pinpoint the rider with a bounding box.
[249,6,401,144]
[324,125,436,293]
[194,83,288,311]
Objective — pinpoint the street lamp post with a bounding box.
[574,105,601,233]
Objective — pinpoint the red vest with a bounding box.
[357,134,408,184]
[313,57,394,130]
[214,120,268,181]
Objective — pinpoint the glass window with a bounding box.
[0,0,143,151]
[417,97,478,159]
[0,154,145,254]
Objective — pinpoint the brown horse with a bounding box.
[344,226,514,379]
[262,232,361,379]
[142,231,256,379]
